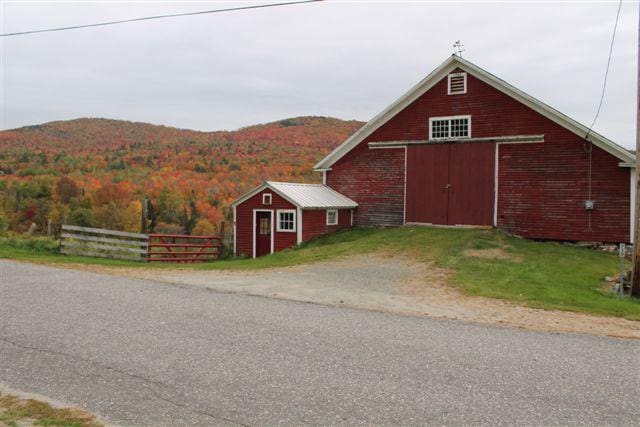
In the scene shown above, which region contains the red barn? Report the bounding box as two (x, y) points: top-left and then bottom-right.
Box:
(232, 182), (357, 257)
(315, 55), (637, 244)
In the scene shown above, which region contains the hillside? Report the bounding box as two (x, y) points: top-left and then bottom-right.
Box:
(0, 116), (364, 234)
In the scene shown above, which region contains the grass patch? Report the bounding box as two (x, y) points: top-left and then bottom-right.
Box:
(0, 393), (102, 427)
(2, 227), (639, 320)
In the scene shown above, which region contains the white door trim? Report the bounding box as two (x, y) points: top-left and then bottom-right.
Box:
(493, 143), (499, 227)
(252, 209), (274, 258)
(233, 205), (237, 256)
(403, 146), (408, 224)
(631, 169), (637, 243)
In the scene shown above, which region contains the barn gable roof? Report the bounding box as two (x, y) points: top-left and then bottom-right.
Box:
(314, 55), (635, 170)
(232, 181), (358, 209)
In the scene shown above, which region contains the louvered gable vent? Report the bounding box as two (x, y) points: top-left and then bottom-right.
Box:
(447, 72), (467, 95)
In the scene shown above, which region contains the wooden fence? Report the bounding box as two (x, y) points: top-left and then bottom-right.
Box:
(61, 225), (224, 263)
(60, 225), (148, 261)
(147, 233), (221, 263)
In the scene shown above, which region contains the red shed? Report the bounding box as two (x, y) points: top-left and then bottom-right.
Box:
(315, 55), (637, 243)
(232, 181), (357, 257)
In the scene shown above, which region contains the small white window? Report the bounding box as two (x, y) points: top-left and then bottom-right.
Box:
(277, 209), (296, 232)
(262, 193), (272, 205)
(326, 209), (338, 225)
(447, 72), (467, 95)
(429, 116), (471, 140)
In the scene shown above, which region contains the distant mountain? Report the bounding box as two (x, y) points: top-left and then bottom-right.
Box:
(0, 116), (364, 232)
(1, 115), (363, 154)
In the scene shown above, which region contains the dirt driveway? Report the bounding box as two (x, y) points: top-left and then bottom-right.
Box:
(61, 255), (640, 338)
(67, 254), (640, 339)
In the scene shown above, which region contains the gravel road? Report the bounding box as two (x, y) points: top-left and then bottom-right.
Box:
(1, 260), (639, 426)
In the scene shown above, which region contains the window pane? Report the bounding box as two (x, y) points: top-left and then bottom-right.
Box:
(450, 118), (469, 138)
(328, 210), (337, 224)
(431, 119), (449, 139)
(279, 211), (295, 231)
(260, 218), (270, 235)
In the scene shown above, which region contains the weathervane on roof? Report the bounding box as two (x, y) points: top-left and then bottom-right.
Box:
(453, 40), (465, 58)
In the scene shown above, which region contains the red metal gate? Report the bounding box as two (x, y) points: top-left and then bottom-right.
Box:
(147, 233), (221, 263)
(406, 142), (495, 226)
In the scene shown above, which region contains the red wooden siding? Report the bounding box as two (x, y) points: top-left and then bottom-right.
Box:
(302, 209), (352, 241)
(235, 189), (297, 257)
(326, 69), (631, 242)
(326, 143), (404, 226)
(498, 140), (630, 243)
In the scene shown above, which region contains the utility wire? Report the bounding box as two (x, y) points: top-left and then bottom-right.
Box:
(584, 0), (623, 141)
(584, 0), (622, 233)
(0, 0), (322, 37)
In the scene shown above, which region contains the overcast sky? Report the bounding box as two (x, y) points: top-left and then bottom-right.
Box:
(1, 1), (638, 148)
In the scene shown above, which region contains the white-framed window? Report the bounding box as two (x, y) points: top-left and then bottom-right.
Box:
(326, 209), (338, 225)
(262, 193), (272, 205)
(447, 72), (467, 95)
(429, 115), (471, 140)
(277, 209), (296, 232)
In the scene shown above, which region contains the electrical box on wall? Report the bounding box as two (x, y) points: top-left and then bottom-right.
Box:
(584, 200), (595, 210)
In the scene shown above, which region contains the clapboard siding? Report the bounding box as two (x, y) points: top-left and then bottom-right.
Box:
(325, 69), (631, 242)
(302, 209), (352, 242)
(234, 188), (298, 258)
(326, 143), (404, 226)
(235, 189), (356, 257)
(498, 140), (630, 243)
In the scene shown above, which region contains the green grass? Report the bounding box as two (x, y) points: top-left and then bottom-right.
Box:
(2, 227), (639, 320)
(0, 393), (102, 427)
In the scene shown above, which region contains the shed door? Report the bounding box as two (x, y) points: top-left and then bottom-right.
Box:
(405, 142), (495, 226)
(255, 211), (272, 257)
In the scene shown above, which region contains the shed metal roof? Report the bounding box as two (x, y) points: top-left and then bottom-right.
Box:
(232, 181), (358, 209)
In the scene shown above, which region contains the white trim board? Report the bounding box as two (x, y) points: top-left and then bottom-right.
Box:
(296, 207), (303, 245)
(494, 144), (499, 227)
(428, 115), (471, 140)
(403, 146), (407, 224)
(233, 205), (237, 256)
(276, 209), (297, 233)
(234, 183), (299, 208)
(232, 181), (358, 209)
(631, 169), (637, 243)
(314, 55), (635, 170)
(447, 72), (467, 95)
(369, 134), (545, 149)
(326, 209), (338, 225)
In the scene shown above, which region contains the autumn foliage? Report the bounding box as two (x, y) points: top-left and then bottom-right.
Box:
(0, 116), (363, 235)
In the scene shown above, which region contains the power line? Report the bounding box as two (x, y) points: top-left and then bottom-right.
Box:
(0, 0), (323, 37)
(585, 0), (623, 141)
